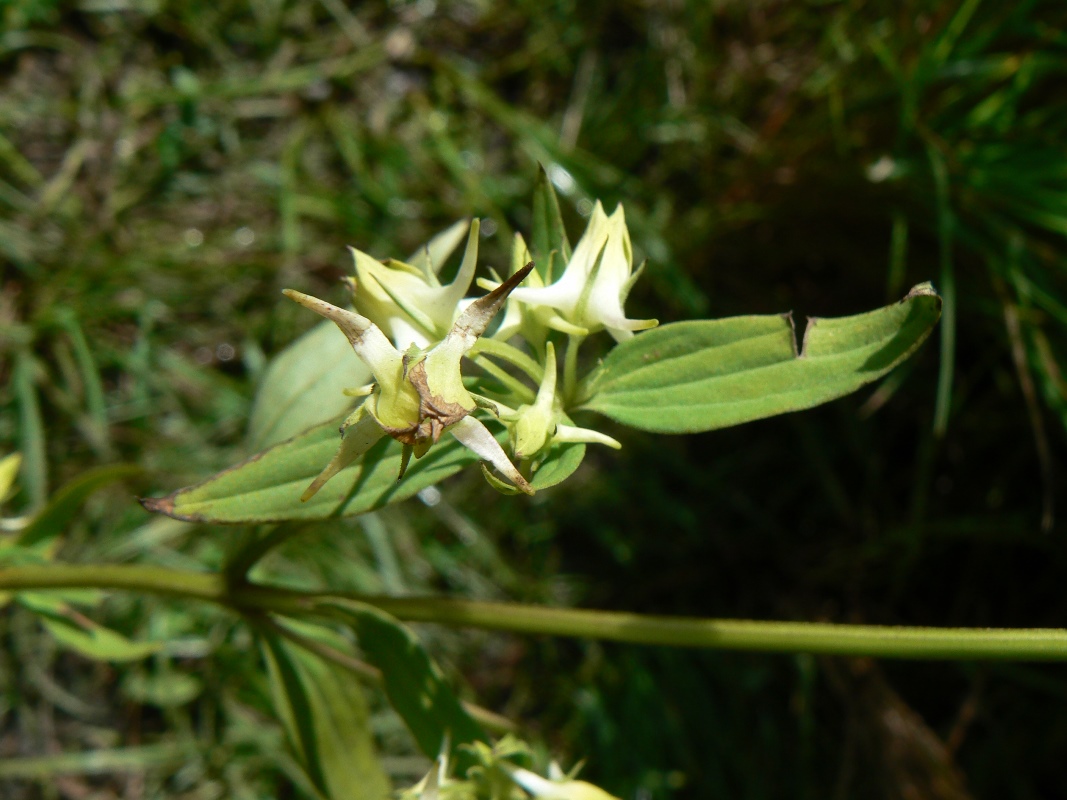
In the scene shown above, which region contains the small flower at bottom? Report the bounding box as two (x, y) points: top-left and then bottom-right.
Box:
(283, 262), (537, 500)
(498, 342), (622, 462)
(506, 765), (621, 800)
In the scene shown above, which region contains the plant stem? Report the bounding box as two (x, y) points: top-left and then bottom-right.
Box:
(562, 333), (585, 405)
(470, 338), (544, 384)
(5, 564), (1067, 661)
(470, 355), (536, 404)
(0, 564), (232, 604)
(365, 596), (1067, 661)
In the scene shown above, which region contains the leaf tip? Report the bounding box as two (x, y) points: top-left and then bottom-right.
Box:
(138, 494), (175, 516)
(904, 281), (939, 300)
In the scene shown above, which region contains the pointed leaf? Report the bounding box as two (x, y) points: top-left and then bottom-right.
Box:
(39, 619), (161, 662)
(582, 283), (941, 433)
(143, 416), (482, 524)
(260, 628), (390, 800)
(18, 463), (143, 547)
(18, 593), (160, 662)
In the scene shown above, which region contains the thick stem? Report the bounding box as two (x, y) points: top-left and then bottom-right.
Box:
(363, 596), (1067, 661)
(0, 564), (231, 604)
(4, 564), (1067, 661)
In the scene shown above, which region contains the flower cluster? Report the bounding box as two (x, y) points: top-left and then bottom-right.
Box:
(285, 194), (655, 501)
(401, 736), (620, 800)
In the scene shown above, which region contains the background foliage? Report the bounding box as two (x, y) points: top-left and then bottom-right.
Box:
(1, 0), (1066, 797)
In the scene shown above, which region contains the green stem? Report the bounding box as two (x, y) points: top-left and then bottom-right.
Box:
(0, 564), (233, 604)
(253, 611), (383, 682)
(365, 596), (1067, 661)
(4, 564), (1067, 661)
(469, 338), (544, 384)
(562, 333), (585, 405)
(471, 356), (536, 404)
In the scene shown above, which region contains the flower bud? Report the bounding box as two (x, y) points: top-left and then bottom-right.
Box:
(283, 261), (537, 499)
(506, 341), (559, 460)
(347, 219), (481, 348)
(496, 341), (622, 461)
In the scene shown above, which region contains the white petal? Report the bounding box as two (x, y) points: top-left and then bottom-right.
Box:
(554, 424), (622, 449)
(509, 768), (558, 796)
(449, 416), (533, 495)
(282, 289), (405, 387)
(566, 200), (612, 283)
(407, 218), (470, 276)
(350, 246), (459, 339)
(441, 217), (480, 310)
(508, 767), (621, 800)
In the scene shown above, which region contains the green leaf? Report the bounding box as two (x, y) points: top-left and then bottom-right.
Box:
(143, 416), (484, 524)
(51, 308), (112, 456)
(319, 600), (486, 771)
(122, 669), (203, 708)
(18, 463), (143, 547)
(530, 164), (571, 276)
(18, 593), (160, 662)
(582, 283), (942, 433)
(260, 627), (390, 800)
(14, 350), (47, 510)
(17, 588), (103, 611)
(248, 320), (371, 449)
(0, 452), (21, 502)
(530, 441), (585, 491)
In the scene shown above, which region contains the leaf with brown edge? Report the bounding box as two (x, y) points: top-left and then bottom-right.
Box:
(140, 415), (482, 524)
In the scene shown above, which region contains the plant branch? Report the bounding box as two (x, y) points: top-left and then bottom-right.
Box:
(363, 596), (1067, 661)
(5, 564), (1067, 661)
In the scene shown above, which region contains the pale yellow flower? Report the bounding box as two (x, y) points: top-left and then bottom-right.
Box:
(283, 262), (535, 500)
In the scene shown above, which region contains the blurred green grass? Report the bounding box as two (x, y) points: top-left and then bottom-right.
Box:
(2, 0), (1067, 797)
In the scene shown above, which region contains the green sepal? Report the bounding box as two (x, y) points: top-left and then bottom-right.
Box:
(530, 164), (572, 275)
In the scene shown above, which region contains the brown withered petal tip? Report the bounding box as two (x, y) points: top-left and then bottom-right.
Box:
(138, 495), (175, 515)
